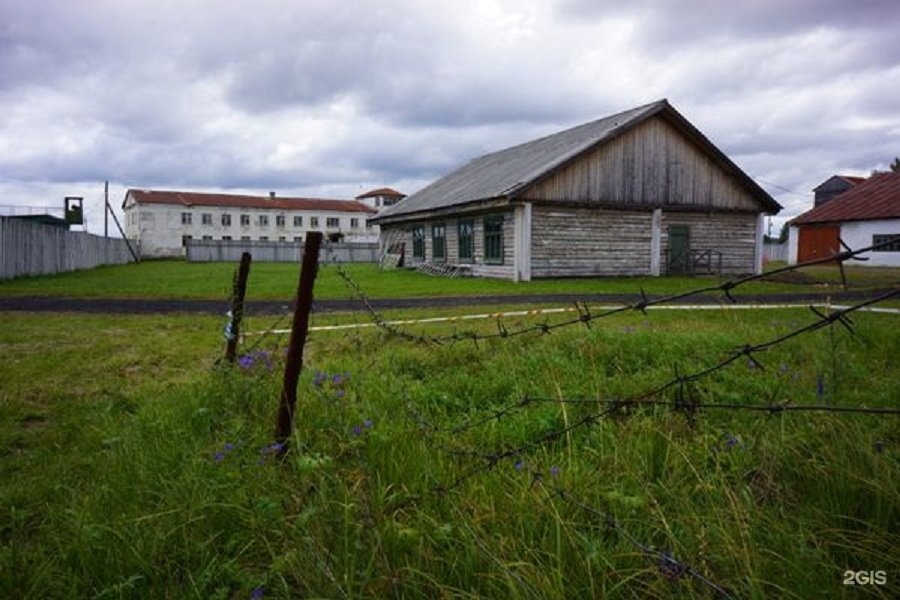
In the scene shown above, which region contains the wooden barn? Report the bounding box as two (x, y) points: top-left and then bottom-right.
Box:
(370, 99), (781, 281)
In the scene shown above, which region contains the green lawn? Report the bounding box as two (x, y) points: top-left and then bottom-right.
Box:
(3, 259), (891, 301)
(2, 306), (899, 598)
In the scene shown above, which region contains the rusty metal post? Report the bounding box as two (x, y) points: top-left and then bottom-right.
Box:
(275, 232), (322, 450)
(224, 252), (252, 363)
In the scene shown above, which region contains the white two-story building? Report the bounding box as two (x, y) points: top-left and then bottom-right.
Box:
(123, 189), (388, 257)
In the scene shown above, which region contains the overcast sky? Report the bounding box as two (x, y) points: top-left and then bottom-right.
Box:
(1, 0), (898, 233)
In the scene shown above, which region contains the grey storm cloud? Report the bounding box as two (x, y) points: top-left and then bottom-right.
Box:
(0, 0), (898, 227)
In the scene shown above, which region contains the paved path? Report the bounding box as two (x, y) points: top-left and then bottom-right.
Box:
(0, 289), (894, 316)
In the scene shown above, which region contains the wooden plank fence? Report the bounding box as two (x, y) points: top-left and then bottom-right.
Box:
(0, 217), (135, 280)
(186, 239), (378, 263)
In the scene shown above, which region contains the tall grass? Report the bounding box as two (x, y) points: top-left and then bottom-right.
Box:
(0, 260), (842, 300)
(1, 309), (898, 598)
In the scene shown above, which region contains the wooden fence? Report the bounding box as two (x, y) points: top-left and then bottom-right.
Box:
(185, 239), (378, 263)
(0, 217), (135, 280)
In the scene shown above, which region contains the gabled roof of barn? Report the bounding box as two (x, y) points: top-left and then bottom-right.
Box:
(790, 172), (900, 225)
(372, 99), (779, 223)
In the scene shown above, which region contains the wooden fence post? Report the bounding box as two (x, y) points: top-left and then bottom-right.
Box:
(224, 251), (252, 363)
(275, 232), (322, 452)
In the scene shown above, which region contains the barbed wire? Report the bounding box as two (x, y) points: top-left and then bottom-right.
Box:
(333, 238), (898, 346)
(441, 288), (899, 436)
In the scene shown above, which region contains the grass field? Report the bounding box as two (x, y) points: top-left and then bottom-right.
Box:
(2, 303), (899, 599)
(4, 259), (897, 301)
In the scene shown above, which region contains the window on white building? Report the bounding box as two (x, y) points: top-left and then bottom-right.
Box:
(221, 214), (231, 226)
(278, 236), (286, 241)
(350, 218), (359, 228)
(293, 236), (303, 242)
(241, 235), (250, 240)
(310, 217), (319, 228)
(202, 235), (212, 240)
(276, 215), (285, 227)
(258, 215), (269, 226)
(182, 234), (192, 246)
(293, 216), (303, 227)
(326, 217), (340, 228)
(181, 212), (192, 225)
(201, 213), (212, 225)
(222, 236), (232, 241)
(872, 234), (900, 251)
(240, 214), (250, 226)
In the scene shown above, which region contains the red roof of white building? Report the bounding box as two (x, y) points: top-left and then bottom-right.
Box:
(355, 187), (406, 199)
(125, 189), (375, 213)
(790, 173), (900, 225)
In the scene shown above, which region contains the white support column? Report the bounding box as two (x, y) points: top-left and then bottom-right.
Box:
(513, 203), (532, 282)
(650, 208), (662, 276)
(754, 213), (766, 274)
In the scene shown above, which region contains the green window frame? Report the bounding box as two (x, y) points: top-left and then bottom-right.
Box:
(432, 223), (446, 262)
(412, 226), (425, 259)
(458, 219), (474, 263)
(483, 216), (504, 264)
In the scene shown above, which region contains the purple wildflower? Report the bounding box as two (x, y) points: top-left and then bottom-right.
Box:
(514, 461), (523, 471)
(238, 355), (254, 369)
(352, 425), (363, 436)
(261, 442), (284, 455)
(250, 586), (265, 599)
(816, 374), (825, 402)
(313, 371), (326, 387)
(550, 466), (560, 477)
(335, 389), (346, 399)
(363, 419), (373, 429)
(332, 373), (343, 385)
(223, 442), (235, 452)
(724, 433), (740, 449)
(214, 451), (226, 463)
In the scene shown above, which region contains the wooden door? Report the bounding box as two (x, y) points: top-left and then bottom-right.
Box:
(667, 225), (690, 274)
(797, 225), (839, 263)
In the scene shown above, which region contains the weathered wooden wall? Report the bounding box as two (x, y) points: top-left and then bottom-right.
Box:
(186, 239), (378, 263)
(661, 212), (757, 273)
(0, 217), (135, 280)
(380, 211), (515, 278)
(523, 116), (760, 212)
(530, 206), (653, 277)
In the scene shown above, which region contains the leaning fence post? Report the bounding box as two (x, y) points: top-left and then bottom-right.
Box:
(275, 231), (322, 452)
(224, 252), (252, 363)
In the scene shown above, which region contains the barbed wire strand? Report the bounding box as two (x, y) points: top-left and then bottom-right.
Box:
(334, 238), (897, 346)
(442, 288), (900, 435)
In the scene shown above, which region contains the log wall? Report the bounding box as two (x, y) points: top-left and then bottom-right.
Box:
(530, 206), (653, 277)
(662, 212), (758, 274)
(380, 210), (515, 278)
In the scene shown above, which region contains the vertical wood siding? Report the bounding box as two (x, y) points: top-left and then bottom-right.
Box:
(0, 218), (135, 280)
(523, 116), (760, 212)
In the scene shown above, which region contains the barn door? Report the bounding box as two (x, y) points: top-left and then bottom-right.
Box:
(797, 225), (840, 263)
(668, 225), (690, 274)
